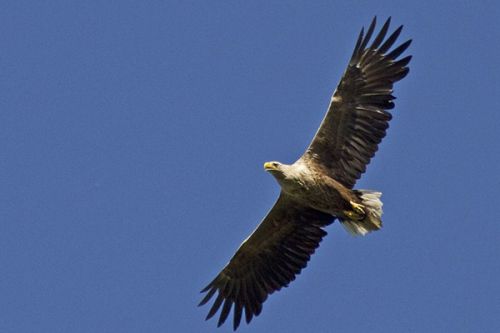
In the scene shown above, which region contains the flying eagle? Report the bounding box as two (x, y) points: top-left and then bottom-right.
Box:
(199, 17), (411, 330)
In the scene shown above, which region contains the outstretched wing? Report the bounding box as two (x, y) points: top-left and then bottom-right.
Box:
(199, 193), (333, 330)
(300, 17), (412, 188)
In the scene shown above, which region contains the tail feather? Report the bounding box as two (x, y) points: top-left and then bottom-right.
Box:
(340, 190), (383, 236)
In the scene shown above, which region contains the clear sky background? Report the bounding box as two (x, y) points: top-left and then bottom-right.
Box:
(2, 1), (500, 332)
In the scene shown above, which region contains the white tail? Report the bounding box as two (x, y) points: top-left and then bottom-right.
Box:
(340, 190), (383, 236)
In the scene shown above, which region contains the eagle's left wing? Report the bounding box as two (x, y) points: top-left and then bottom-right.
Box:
(300, 17), (412, 188)
(199, 192), (333, 330)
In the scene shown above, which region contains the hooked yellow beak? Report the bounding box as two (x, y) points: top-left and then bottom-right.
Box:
(264, 162), (277, 171)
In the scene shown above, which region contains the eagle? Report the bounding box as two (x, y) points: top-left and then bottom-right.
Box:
(199, 17), (412, 330)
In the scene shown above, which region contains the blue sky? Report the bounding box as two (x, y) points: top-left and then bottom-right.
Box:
(2, 1), (500, 332)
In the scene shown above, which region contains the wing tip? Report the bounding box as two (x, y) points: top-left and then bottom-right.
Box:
(353, 16), (411, 63)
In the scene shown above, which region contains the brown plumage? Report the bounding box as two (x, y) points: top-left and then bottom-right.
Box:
(200, 17), (412, 330)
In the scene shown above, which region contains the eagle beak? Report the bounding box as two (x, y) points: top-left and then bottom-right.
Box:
(264, 162), (275, 171)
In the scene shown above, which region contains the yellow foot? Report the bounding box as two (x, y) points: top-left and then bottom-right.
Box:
(350, 201), (365, 216)
(343, 201), (365, 221)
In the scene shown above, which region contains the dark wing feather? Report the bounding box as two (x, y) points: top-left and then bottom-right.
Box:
(199, 193), (333, 330)
(300, 17), (412, 188)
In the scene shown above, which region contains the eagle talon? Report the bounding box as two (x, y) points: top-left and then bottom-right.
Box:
(350, 201), (365, 215)
(344, 201), (365, 220)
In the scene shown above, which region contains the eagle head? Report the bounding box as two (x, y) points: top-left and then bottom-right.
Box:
(264, 161), (289, 183)
(263, 161), (282, 172)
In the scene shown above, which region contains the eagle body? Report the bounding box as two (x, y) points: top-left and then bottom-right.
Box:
(265, 161), (358, 218)
(199, 17), (412, 330)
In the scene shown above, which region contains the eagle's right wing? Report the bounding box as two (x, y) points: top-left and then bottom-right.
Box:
(199, 192), (333, 330)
